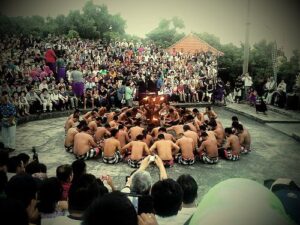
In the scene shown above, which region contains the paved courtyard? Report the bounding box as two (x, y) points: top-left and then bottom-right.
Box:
(12, 107), (300, 201)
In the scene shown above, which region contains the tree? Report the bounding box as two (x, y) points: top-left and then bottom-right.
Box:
(146, 18), (185, 48)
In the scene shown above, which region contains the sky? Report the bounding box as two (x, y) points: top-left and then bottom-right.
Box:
(1, 0), (300, 58)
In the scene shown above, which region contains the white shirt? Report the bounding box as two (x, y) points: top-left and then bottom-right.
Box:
(242, 76), (253, 87)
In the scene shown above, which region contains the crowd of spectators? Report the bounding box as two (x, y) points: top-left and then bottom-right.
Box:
(0, 35), (225, 118)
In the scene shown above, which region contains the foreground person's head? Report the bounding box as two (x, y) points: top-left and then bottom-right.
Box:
(83, 191), (137, 225)
(151, 178), (183, 217)
(177, 174), (198, 206)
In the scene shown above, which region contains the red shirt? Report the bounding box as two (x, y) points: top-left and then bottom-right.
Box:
(45, 49), (57, 63)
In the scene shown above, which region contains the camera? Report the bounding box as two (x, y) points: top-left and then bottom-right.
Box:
(149, 155), (156, 162)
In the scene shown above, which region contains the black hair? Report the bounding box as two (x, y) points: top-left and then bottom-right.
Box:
(5, 174), (37, 208)
(7, 156), (23, 173)
(104, 123), (111, 129)
(232, 116), (239, 122)
(208, 119), (217, 128)
(151, 179), (183, 217)
(118, 124), (124, 130)
(56, 164), (73, 183)
(169, 108), (174, 113)
(77, 120), (88, 129)
(71, 159), (86, 183)
(237, 124), (244, 131)
(17, 153), (30, 166)
(25, 161), (47, 175)
(201, 132), (208, 137)
(83, 191), (137, 225)
(110, 128), (119, 137)
(68, 174), (108, 212)
(176, 174), (198, 204)
(225, 127), (233, 135)
(206, 106), (211, 110)
(200, 125), (207, 131)
(158, 127), (166, 132)
(38, 177), (62, 213)
(183, 124), (190, 131)
(136, 134), (144, 140)
(192, 108), (199, 113)
(158, 133), (165, 140)
(113, 115), (119, 120)
(231, 121), (239, 129)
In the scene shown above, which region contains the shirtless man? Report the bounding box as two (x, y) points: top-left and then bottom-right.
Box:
(116, 124), (130, 148)
(175, 133), (195, 165)
(167, 124), (184, 137)
(94, 123), (111, 143)
(184, 114), (199, 133)
(83, 109), (99, 123)
(128, 121), (144, 141)
(157, 127), (176, 142)
(143, 129), (153, 147)
(64, 120), (87, 153)
(192, 108), (205, 125)
(236, 124), (251, 154)
(109, 115), (119, 129)
(151, 126), (160, 138)
(121, 134), (150, 168)
(204, 106), (218, 120)
(200, 125), (217, 143)
(65, 115), (79, 133)
(221, 127), (241, 161)
(164, 108), (180, 126)
(73, 126), (100, 160)
(88, 117), (102, 135)
(183, 125), (199, 149)
(198, 132), (219, 164)
(208, 119), (225, 147)
(150, 134), (180, 167)
(102, 129), (122, 164)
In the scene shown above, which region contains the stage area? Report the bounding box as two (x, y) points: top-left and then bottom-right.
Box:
(13, 107), (300, 200)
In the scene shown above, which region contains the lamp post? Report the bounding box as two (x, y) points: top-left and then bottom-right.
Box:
(243, 0), (251, 75)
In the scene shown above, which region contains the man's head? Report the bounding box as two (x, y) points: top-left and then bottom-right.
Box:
(83, 191), (137, 225)
(157, 133), (165, 140)
(237, 124), (244, 132)
(110, 128), (119, 137)
(151, 179), (183, 217)
(176, 174), (198, 205)
(72, 159), (86, 181)
(183, 124), (190, 132)
(56, 164), (73, 183)
(136, 134), (144, 141)
(68, 174), (107, 213)
(17, 153), (30, 168)
(7, 156), (25, 174)
(158, 127), (167, 133)
(200, 131), (208, 140)
(225, 127), (233, 137)
(231, 116), (239, 122)
(131, 170), (152, 195)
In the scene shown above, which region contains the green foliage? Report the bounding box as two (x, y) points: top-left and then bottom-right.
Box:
(0, 0), (126, 39)
(67, 30), (79, 39)
(146, 18), (185, 48)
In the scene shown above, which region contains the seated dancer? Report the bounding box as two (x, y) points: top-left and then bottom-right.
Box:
(167, 124), (184, 137)
(65, 115), (79, 134)
(236, 124), (251, 154)
(208, 119), (225, 147)
(142, 129), (153, 147)
(183, 125), (199, 149)
(198, 132), (219, 164)
(184, 114), (199, 133)
(128, 120), (144, 140)
(220, 127), (241, 161)
(175, 133), (195, 165)
(73, 126), (101, 160)
(88, 116), (102, 135)
(109, 115), (119, 129)
(82, 108), (99, 123)
(94, 123), (111, 145)
(121, 134), (151, 168)
(192, 108), (205, 126)
(157, 127), (176, 142)
(102, 129), (122, 164)
(116, 124), (130, 148)
(204, 106), (218, 120)
(150, 133), (180, 167)
(164, 108), (180, 126)
(64, 120), (87, 153)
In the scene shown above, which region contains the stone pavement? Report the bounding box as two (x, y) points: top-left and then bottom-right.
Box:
(225, 103), (300, 141)
(4, 107), (300, 203)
